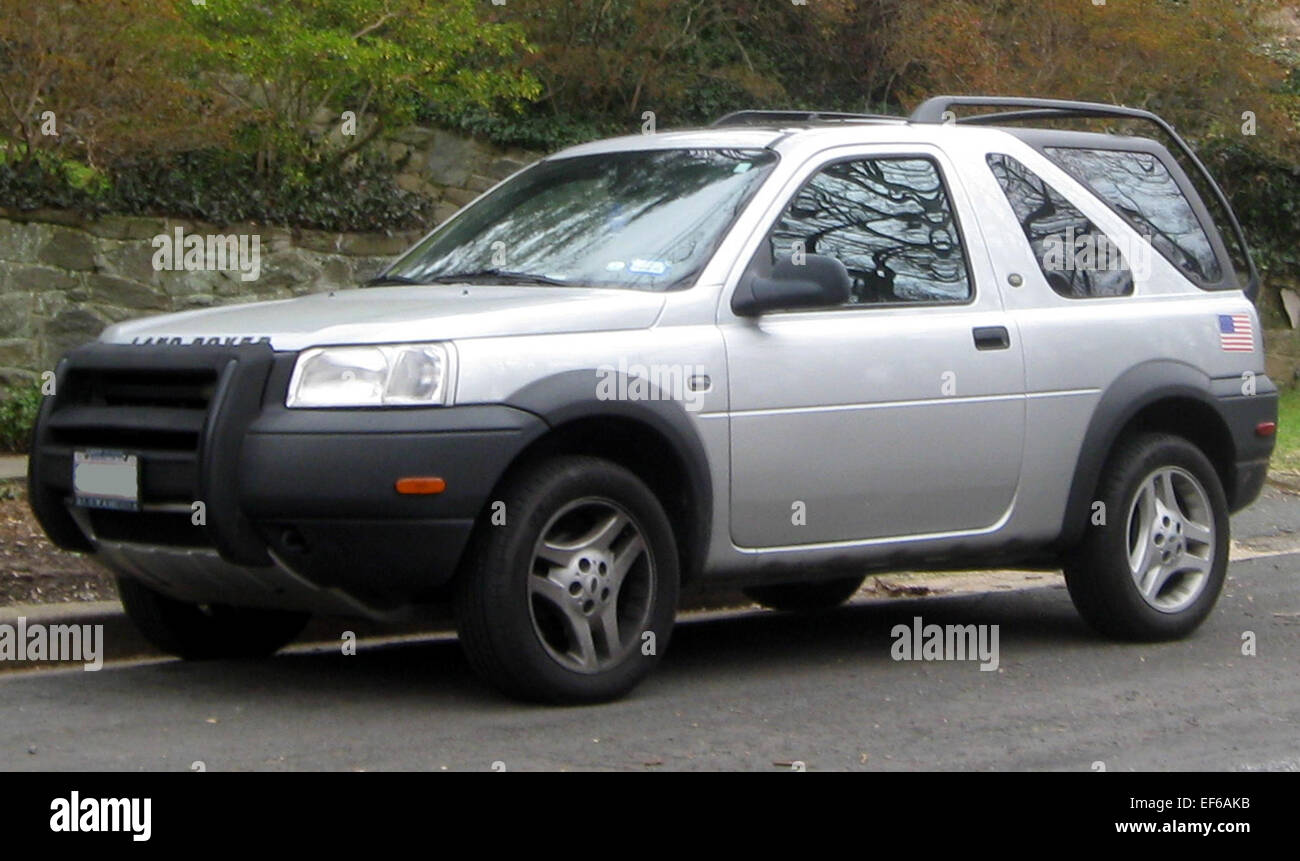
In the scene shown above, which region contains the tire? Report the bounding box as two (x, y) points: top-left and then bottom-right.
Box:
(1064, 432), (1229, 641)
(116, 576), (309, 660)
(454, 456), (680, 703)
(744, 575), (865, 612)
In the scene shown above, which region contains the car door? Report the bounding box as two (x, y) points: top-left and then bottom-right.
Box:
(721, 144), (1026, 548)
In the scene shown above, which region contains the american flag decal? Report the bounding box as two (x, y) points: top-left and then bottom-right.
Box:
(1218, 313), (1254, 352)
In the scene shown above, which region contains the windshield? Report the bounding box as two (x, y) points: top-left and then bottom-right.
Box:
(379, 148), (778, 291)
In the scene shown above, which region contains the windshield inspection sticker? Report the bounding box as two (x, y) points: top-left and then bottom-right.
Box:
(605, 260), (626, 271)
(629, 259), (668, 276)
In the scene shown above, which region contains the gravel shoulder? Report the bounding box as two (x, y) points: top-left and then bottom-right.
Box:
(0, 482), (115, 606)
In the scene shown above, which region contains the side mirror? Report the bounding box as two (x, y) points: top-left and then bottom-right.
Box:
(731, 254), (851, 316)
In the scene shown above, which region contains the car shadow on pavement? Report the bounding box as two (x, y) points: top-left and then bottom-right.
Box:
(103, 583), (1096, 706)
(662, 585), (1092, 680)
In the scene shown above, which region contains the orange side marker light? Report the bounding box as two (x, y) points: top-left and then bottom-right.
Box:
(395, 477), (447, 495)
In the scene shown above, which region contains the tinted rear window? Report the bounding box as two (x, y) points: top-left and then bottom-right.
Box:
(1043, 147), (1223, 284)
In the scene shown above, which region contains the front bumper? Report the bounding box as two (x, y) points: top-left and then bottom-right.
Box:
(28, 343), (546, 614)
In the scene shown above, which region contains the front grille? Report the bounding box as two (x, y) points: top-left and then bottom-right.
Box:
(50, 368), (218, 452)
(30, 342), (278, 559)
(44, 367), (221, 513)
(98, 369), (216, 409)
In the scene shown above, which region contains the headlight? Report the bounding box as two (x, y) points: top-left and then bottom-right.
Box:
(286, 343), (452, 407)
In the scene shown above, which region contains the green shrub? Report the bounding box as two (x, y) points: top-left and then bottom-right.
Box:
(179, 0), (539, 179)
(1201, 137), (1300, 287)
(108, 148), (436, 232)
(0, 147), (435, 233)
(0, 155), (106, 212)
(0, 385), (42, 454)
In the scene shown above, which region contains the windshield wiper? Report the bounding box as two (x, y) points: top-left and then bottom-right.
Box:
(423, 269), (572, 286)
(365, 274), (428, 286)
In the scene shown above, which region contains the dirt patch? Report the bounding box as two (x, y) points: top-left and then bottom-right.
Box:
(865, 569), (1064, 598)
(0, 481), (115, 606)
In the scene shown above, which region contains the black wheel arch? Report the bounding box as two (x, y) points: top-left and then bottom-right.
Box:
(1056, 359), (1268, 551)
(494, 369), (714, 584)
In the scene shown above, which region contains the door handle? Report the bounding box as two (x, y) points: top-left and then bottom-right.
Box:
(973, 325), (1011, 351)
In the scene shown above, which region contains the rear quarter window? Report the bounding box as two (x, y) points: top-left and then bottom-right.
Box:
(1043, 147), (1223, 285)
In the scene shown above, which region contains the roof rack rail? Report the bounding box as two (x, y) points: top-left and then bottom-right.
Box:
(711, 110), (899, 127)
(911, 96), (1259, 301)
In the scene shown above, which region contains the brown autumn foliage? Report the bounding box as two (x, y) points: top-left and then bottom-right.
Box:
(0, 0), (232, 168)
(495, 0), (908, 122)
(887, 0), (1297, 148)
(487, 0), (1296, 160)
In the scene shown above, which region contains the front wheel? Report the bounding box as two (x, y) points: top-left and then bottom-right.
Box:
(454, 456), (680, 703)
(1064, 433), (1229, 641)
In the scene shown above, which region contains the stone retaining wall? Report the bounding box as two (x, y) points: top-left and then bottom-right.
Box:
(0, 126), (542, 386)
(0, 208), (426, 384)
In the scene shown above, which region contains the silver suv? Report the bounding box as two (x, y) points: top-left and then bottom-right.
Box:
(28, 97), (1278, 702)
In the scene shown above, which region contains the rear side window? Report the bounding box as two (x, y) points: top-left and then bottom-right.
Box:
(986, 154), (1134, 299)
(1043, 147), (1223, 284)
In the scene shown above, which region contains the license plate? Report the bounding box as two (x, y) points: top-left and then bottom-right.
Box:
(73, 450), (140, 511)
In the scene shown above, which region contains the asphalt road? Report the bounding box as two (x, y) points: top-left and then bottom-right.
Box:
(1, 490), (1297, 772)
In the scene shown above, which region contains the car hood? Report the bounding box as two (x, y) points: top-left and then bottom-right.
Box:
(100, 284), (667, 351)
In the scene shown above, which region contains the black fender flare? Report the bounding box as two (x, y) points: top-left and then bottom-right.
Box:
(1056, 359), (1235, 549)
(502, 369), (714, 581)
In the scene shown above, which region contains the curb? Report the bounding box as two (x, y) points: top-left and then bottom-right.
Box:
(0, 455), (26, 482)
(1267, 471), (1300, 494)
(0, 600), (460, 672)
(0, 601), (156, 669)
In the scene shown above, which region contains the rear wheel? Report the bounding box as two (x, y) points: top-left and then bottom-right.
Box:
(116, 576), (309, 660)
(1064, 433), (1229, 641)
(454, 456), (679, 703)
(743, 576), (865, 612)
